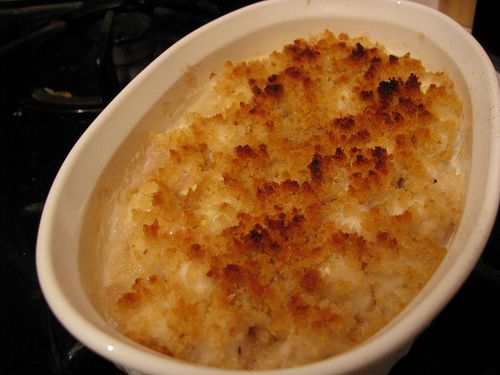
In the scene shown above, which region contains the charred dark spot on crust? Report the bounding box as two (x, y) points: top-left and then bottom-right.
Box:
(377, 78), (399, 106)
(247, 326), (257, 338)
(264, 83), (284, 98)
(364, 56), (382, 79)
(378, 78), (399, 97)
(404, 73), (421, 91)
(372, 146), (387, 158)
(308, 154), (323, 181)
(235, 144), (257, 158)
(352, 129), (370, 142)
(389, 54), (399, 63)
(356, 154), (366, 163)
(364, 63), (377, 79)
(396, 98), (431, 118)
(399, 97), (418, 114)
(284, 66), (302, 78)
(334, 147), (345, 160)
(299, 47), (320, 60)
(251, 85), (262, 95)
(417, 103), (431, 117)
(257, 179), (301, 198)
(249, 229), (264, 243)
(265, 217), (285, 231)
(286, 43), (320, 62)
(244, 224), (270, 249)
(257, 182), (277, 197)
(372, 146), (388, 172)
(206, 268), (216, 278)
(351, 43), (365, 58)
(282, 179), (300, 192)
(392, 111), (404, 123)
(396, 177), (405, 188)
(332, 116), (355, 130)
(267, 74), (278, 83)
(331, 231), (367, 253)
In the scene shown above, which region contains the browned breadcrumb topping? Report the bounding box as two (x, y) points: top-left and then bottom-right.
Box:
(103, 30), (463, 370)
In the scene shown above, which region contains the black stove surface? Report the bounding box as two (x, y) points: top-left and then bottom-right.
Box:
(1, 1), (499, 374)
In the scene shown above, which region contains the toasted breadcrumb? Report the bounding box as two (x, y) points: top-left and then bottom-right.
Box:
(101, 30), (464, 369)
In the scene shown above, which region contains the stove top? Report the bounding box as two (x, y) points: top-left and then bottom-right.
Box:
(1, 1), (498, 374)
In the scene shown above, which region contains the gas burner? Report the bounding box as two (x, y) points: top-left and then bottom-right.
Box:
(1, 1), (262, 118)
(87, 11), (155, 67)
(34, 35), (100, 96)
(10, 2), (226, 117)
(111, 12), (153, 44)
(20, 8), (119, 114)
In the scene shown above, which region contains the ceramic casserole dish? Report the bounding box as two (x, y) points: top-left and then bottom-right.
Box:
(37, 0), (500, 374)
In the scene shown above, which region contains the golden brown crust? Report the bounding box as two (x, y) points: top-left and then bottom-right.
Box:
(104, 30), (464, 370)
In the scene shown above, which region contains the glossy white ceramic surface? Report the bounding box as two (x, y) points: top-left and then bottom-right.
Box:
(37, 0), (500, 374)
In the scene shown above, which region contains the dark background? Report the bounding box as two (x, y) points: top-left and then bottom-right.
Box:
(0, 0), (498, 373)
